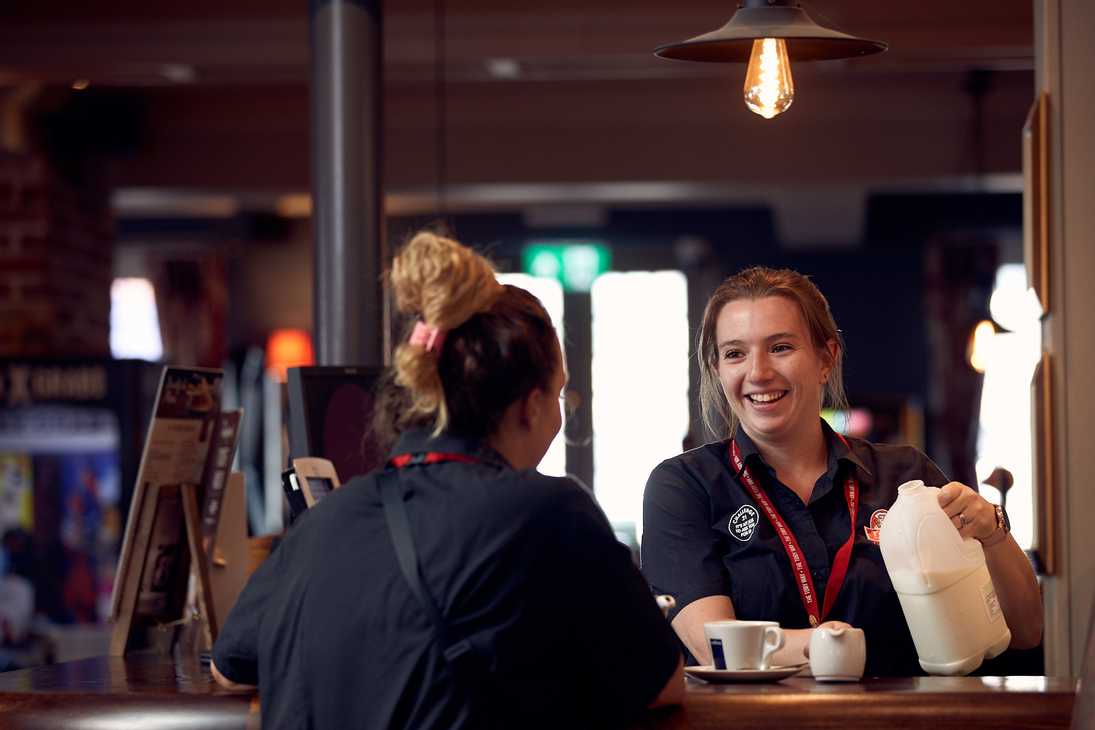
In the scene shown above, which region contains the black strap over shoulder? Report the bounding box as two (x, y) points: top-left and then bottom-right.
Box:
(377, 469), (476, 667)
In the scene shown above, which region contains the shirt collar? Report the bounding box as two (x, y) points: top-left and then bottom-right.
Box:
(730, 426), (763, 478)
(388, 428), (512, 470)
(731, 419), (873, 480)
(825, 420), (873, 478)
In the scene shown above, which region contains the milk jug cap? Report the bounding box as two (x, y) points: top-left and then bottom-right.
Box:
(897, 479), (926, 495)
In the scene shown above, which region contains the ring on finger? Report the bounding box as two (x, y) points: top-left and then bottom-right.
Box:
(958, 513), (969, 528)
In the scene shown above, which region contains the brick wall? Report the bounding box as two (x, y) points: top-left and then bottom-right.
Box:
(0, 154), (112, 357)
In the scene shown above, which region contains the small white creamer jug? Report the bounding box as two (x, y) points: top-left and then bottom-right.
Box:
(878, 480), (1011, 675)
(809, 626), (866, 682)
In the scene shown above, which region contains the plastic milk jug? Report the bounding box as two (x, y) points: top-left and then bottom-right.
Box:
(878, 480), (1011, 675)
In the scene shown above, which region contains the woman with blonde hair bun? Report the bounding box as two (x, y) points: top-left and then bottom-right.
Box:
(213, 231), (683, 729)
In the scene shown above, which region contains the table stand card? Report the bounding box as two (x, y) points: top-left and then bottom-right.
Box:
(206, 472), (250, 636)
(110, 481), (197, 656)
(183, 471), (250, 655)
(109, 367), (247, 657)
(198, 410), (243, 558)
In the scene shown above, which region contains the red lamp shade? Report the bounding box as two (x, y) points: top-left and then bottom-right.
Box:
(266, 328), (315, 382)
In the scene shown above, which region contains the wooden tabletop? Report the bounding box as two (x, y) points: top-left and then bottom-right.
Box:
(0, 654), (1077, 730)
(0, 653), (257, 730)
(652, 675), (1078, 730)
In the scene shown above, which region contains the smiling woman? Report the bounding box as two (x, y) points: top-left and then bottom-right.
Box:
(714, 296), (837, 466)
(698, 267), (848, 444)
(640, 266), (1044, 678)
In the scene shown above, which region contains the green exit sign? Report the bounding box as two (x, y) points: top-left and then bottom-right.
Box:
(522, 242), (612, 292)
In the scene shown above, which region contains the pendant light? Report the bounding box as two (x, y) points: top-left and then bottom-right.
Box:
(655, 0), (886, 119)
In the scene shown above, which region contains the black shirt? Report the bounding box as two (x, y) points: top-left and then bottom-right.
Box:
(641, 421), (949, 677)
(214, 429), (681, 730)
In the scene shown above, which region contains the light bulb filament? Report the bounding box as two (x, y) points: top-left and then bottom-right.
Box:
(743, 38), (795, 119)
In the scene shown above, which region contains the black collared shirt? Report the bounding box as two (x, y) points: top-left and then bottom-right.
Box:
(641, 421), (948, 676)
(214, 429), (680, 730)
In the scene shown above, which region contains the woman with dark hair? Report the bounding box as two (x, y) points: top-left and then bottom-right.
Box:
(641, 266), (1042, 676)
(212, 231), (683, 729)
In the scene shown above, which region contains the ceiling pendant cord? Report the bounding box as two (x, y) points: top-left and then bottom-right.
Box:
(434, 0), (449, 227)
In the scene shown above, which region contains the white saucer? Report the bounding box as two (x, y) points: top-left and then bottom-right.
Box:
(684, 663), (808, 684)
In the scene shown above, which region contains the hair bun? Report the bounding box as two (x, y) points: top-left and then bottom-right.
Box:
(390, 231), (503, 330)
(388, 231), (507, 433)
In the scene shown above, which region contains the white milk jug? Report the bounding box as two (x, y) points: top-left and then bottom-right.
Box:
(878, 480), (1011, 675)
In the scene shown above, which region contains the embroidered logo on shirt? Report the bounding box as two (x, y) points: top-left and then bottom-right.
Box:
(729, 505), (760, 542)
(863, 508), (888, 543)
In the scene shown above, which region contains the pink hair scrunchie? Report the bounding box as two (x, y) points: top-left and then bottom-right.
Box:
(409, 320), (446, 354)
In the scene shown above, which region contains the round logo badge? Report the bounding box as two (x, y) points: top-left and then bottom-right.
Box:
(728, 504), (760, 542)
(863, 508), (888, 543)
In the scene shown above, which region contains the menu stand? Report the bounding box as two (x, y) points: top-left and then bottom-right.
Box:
(107, 367), (249, 660)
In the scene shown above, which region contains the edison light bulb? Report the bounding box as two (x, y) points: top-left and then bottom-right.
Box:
(743, 38), (794, 119)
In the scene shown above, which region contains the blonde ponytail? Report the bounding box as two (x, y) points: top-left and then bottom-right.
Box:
(389, 231), (503, 433)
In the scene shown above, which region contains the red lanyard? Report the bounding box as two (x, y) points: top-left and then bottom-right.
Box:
(728, 435), (858, 627)
(388, 452), (481, 469)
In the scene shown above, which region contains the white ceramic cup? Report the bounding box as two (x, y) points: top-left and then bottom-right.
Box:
(704, 620), (784, 670)
(808, 626), (866, 682)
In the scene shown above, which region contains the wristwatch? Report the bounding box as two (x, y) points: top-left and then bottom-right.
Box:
(981, 504), (1011, 547)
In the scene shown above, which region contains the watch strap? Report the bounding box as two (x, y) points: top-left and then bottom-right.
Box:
(980, 504), (1010, 548)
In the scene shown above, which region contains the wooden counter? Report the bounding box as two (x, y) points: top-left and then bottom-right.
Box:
(0, 654), (257, 730)
(653, 675), (1077, 730)
(0, 655), (1077, 729)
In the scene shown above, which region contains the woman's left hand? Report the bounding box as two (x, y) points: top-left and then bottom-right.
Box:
(937, 482), (997, 542)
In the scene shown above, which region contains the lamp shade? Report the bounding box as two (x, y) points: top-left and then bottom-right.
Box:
(655, 0), (886, 63)
(266, 328), (315, 382)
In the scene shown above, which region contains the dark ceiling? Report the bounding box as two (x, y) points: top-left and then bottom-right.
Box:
(0, 1), (1035, 210)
